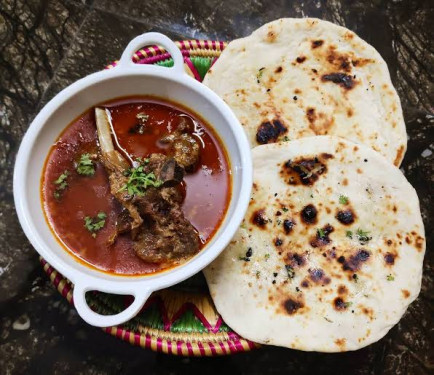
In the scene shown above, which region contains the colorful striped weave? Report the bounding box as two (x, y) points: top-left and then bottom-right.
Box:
(41, 39), (260, 356)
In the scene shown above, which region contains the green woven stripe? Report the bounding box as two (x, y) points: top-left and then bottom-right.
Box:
(190, 57), (212, 80)
(171, 309), (207, 333)
(156, 59), (174, 67)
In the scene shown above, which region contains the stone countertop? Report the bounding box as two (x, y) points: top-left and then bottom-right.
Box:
(0, 0), (432, 374)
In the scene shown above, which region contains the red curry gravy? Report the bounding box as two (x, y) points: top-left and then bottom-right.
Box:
(42, 96), (231, 275)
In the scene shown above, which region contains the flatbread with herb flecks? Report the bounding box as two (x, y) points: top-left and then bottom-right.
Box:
(204, 136), (425, 352)
(203, 18), (407, 166)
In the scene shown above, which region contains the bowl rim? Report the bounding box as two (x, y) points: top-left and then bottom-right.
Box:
(13, 32), (252, 327)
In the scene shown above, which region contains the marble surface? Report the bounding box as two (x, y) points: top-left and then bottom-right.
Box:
(0, 0), (432, 374)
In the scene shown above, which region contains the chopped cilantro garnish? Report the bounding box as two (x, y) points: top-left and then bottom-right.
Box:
(356, 229), (371, 243)
(387, 274), (395, 281)
(282, 136), (290, 142)
(120, 161), (163, 196)
(282, 207), (289, 212)
(54, 170), (69, 189)
(264, 253), (270, 261)
(285, 265), (295, 279)
(339, 195), (348, 204)
(344, 301), (353, 308)
(76, 153), (95, 176)
(255, 271), (261, 278)
(84, 212), (107, 237)
(346, 230), (353, 239)
(317, 228), (326, 239)
(53, 170), (69, 199)
(238, 256), (250, 262)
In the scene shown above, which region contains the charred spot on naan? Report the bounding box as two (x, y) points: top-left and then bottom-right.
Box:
(308, 268), (331, 285)
(311, 40), (324, 48)
(326, 47), (353, 72)
(336, 209), (356, 225)
(283, 219), (296, 234)
(321, 73), (356, 90)
(337, 249), (370, 272)
(286, 252), (306, 268)
(311, 224), (334, 247)
(256, 119), (287, 144)
(333, 297), (351, 311)
(384, 252), (396, 265)
(296, 56), (306, 63)
(251, 209), (268, 228)
(282, 297), (305, 315)
(306, 108), (316, 124)
(301, 204), (318, 224)
(274, 238), (283, 247)
(281, 154), (332, 186)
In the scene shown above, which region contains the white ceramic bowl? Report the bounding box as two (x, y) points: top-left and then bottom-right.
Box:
(13, 33), (252, 327)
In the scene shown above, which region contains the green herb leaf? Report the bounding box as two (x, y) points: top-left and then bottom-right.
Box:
(344, 301), (353, 308)
(317, 228), (326, 239)
(282, 136), (290, 142)
(84, 212), (107, 236)
(285, 265), (295, 279)
(53, 170), (69, 199)
(282, 207), (289, 212)
(76, 153), (95, 176)
(264, 253), (270, 261)
(119, 161), (163, 196)
(387, 274), (395, 281)
(238, 256), (250, 262)
(356, 229), (372, 243)
(339, 195), (348, 204)
(54, 170), (69, 188)
(346, 230), (353, 239)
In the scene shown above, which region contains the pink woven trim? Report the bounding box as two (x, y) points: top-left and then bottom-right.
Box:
(197, 341), (205, 356)
(218, 341), (227, 354)
(156, 337), (163, 352)
(176, 340), (183, 355)
(186, 341), (194, 356)
(208, 341), (217, 355)
(184, 57), (202, 81)
(227, 340), (237, 354)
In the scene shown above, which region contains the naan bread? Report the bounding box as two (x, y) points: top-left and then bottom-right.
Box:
(204, 18), (407, 166)
(204, 136), (425, 352)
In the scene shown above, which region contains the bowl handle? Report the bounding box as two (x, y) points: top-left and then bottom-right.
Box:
(73, 282), (152, 327)
(117, 32), (184, 74)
